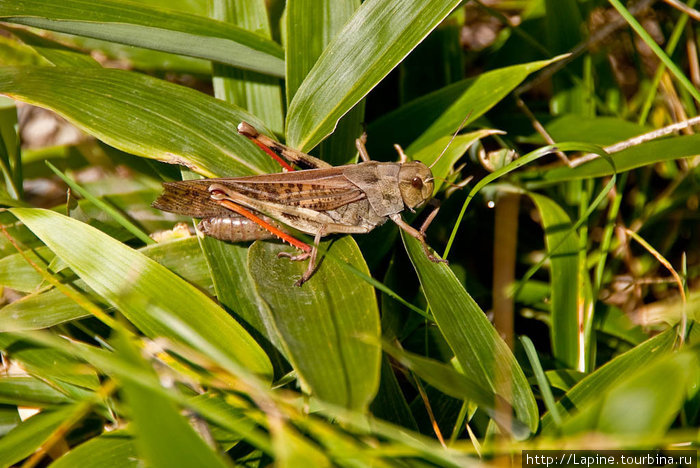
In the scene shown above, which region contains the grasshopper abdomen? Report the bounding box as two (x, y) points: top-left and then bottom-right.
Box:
(198, 216), (279, 243)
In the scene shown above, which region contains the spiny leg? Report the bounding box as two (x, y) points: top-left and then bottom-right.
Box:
(355, 131), (371, 162)
(279, 225), (327, 286)
(390, 213), (447, 264)
(237, 122), (331, 170)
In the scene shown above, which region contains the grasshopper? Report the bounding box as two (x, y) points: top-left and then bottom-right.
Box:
(153, 122), (447, 286)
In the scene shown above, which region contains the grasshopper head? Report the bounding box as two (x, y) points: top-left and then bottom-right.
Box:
(398, 161), (434, 209)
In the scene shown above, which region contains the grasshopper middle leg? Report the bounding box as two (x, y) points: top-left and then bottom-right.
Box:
(278, 225), (327, 287)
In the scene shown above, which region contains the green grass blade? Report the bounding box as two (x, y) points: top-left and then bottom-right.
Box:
(4, 26), (101, 68)
(528, 193), (580, 370)
(210, 0), (284, 135)
(287, 0), (364, 165)
(406, 57), (564, 154)
(609, 0), (700, 104)
(383, 340), (530, 438)
(0, 95), (19, 199)
(50, 432), (139, 468)
(560, 351), (697, 436)
(367, 58), (563, 154)
(401, 232), (538, 436)
(116, 334), (231, 468)
(248, 237), (381, 411)
(520, 335), (562, 427)
(286, 0), (464, 152)
(0, 376), (73, 407)
(533, 134), (700, 183)
(46, 161), (154, 245)
(0, 0), (285, 77)
(9, 208), (272, 378)
(541, 328), (677, 431)
(0, 404), (81, 468)
(0, 66), (280, 177)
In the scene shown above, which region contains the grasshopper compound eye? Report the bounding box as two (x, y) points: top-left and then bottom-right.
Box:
(411, 177), (424, 189)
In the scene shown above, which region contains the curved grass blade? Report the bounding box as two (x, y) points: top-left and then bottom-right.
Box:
(248, 237), (381, 410)
(0, 66), (280, 177)
(367, 58), (563, 154)
(0, 0), (285, 77)
(4, 26), (100, 68)
(533, 134), (700, 183)
(9, 208), (272, 378)
(286, 0), (464, 152)
(401, 232), (538, 436)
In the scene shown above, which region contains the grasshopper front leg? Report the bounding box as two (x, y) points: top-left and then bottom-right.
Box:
(390, 202), (447, 264)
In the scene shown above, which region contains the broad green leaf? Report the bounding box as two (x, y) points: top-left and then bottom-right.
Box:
(0, 0), (285, 77)
(248, 237), (381, 410)
(50, 432), (139, 468)
(0, 377), (72, 407)
(383, 341), (529, 438)
(560, 351), (697, 436)
(541, 328), (676, 431)
(116, 335), (231, 468)
(0, 405), (78, 468)
(10, 208), (272, 378)
(528, 193), (580, 369)
(534, 134), (700, 183)
(402, 232), (538, 435)
(286, 0), (364, 166)
(197, 238), (288, 373)
(0, 66), (280, 178)
(367, 59), (560, 154)
(286, 0), (464, 152)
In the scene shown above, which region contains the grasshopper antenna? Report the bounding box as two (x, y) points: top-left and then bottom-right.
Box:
(428, 111), (473, 170)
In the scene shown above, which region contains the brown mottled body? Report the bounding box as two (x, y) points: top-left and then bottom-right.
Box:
(153, 121), (445, 285)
